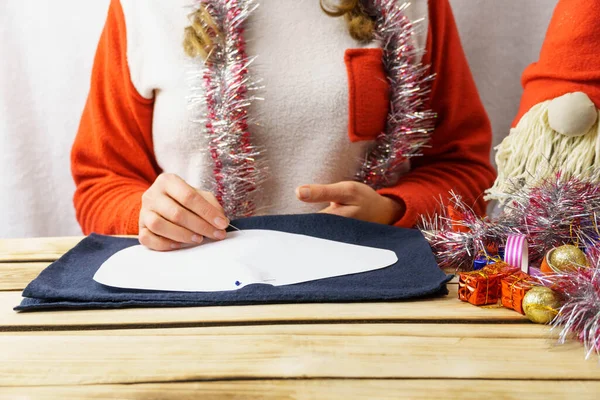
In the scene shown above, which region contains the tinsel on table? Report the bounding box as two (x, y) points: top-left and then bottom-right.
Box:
(500, 171), (600, 264)
(420, 192), (515, 271)
(421, 172), (600, 272)
(542, 245), (600, 359)
(422, 171), (600, 359)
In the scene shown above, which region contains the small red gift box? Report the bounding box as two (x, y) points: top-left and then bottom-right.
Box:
(501, 271), (536, 314)
(458, 270), (502, 306)
(481, 262), (519, 278)
(458, 262), (520, 306)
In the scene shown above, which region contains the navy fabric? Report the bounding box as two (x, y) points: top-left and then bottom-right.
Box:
(15, 214), (451, 311)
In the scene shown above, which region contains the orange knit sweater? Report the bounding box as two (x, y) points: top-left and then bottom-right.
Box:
(72, 0), (496, 235)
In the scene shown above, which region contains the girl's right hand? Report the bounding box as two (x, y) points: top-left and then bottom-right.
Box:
(138, 173), (230, 251)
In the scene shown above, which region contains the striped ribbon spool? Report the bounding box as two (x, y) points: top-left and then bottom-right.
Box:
(505, 234), (529, 273)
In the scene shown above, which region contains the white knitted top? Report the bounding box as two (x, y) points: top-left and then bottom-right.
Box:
(120, 0), (429, 214)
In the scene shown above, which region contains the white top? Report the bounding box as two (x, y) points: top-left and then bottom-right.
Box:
(120, 0), (429, 214)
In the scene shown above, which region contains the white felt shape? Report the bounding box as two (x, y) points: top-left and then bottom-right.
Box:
(93, 230), (398, 292)
(547, 92), (598, 137)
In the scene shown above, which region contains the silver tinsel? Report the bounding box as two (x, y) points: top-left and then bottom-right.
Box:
(187, 0), (435, 217)
(358, 0), (436, 189)
(189, 0), (266, 218)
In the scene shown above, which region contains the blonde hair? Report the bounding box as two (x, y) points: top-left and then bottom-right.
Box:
(183, 4), (221, 59)
(183, 0), (375, 58)
(320, 0), (375, 42)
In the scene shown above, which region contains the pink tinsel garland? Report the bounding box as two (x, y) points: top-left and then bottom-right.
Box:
(542, 246), (600, 359)
(199, 0), (264, 218)
(358, 0), (436, 189)
(190, 0), (435, 218)
(421, 172), (600, 359)
(421, 172), (600, 271)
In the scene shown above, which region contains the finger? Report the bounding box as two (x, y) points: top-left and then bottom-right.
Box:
(138, 227), (184, 252)
(142, 210), (206, 245)
(319, 204), (358, 218)
(197, 190), (225, 212)
(317, 202), (338, 212)
(158, 174), (229, 230)
(296, 182), (360, 205)
(151, 195), (226, 241)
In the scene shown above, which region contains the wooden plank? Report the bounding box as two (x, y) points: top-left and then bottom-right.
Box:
(0, 323), (558, 338)
(0, 236), (136, 263)
(0, 262), (47, 291)
(0, 329), (597, 385)
(0, 237), (84, 262)
(1, 286), (528, 330)
(2, 380), (600, 400)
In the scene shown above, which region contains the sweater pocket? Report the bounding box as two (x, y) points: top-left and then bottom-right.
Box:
(344, 48), (390, 142)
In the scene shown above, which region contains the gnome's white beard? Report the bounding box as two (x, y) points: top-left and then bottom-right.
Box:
(485, 100), (600, 202)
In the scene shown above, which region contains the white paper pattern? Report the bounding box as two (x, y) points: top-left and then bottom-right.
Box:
(93, 230), (398, 292)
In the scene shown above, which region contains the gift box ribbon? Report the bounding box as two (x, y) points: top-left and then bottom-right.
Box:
(505, 234), (529, 273)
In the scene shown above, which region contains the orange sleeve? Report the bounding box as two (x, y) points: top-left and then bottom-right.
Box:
(71, 0), (160, 235)
(378, 0), (496, 227)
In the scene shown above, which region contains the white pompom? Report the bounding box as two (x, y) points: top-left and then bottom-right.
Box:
(547, 92), (598, 137)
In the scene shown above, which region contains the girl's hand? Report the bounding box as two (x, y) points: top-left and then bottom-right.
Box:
(139, 173), (230, 251)
(296, 181), (405, 225)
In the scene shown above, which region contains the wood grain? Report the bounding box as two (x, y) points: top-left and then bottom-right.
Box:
(0, 236), (83, 262)
(0, 323), (556, 338)
(0, 262), (47, 291)
(1, 286), (528, 330)
(0, 328), (596, 386)
(2, 238), (595, 397)
(2, 380), (600, 400)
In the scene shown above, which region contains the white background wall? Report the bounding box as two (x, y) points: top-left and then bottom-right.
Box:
(0, 0), (558, 238)
(451, 1), (557, 150)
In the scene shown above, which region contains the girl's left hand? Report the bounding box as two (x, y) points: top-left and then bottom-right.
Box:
(295, 181), (405, 225)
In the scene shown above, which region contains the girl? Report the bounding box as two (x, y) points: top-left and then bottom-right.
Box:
(72, 0), (496, 251)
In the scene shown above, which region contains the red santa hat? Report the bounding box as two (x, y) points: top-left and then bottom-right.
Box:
(512, 0), (600, 128)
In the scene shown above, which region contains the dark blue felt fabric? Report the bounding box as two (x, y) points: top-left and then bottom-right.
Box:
(15, 214), (451, 311)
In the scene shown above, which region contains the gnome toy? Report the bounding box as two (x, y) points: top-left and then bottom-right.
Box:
(486, 0), (600, 201)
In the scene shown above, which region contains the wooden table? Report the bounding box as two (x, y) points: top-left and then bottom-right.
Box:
(1, 237), (599, 399)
